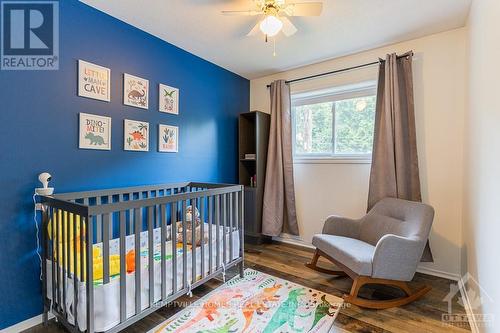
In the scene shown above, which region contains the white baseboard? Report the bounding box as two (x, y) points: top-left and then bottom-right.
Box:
(0, 313), (54, 333)
(273, 234), (315, 249)
(459, 279), (480, 333)
(416, 266), (460, 281)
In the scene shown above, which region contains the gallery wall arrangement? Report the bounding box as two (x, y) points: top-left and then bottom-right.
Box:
(77, 59), (181, 152)
(0, 0), (249, 329)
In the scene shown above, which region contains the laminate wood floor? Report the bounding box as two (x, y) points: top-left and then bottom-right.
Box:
(24, 242), (470, 333)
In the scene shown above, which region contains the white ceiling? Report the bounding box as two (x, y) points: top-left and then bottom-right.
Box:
(80, 0), (471, 79)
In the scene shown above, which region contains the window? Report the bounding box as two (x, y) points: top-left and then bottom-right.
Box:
(292, 82), (376, 161)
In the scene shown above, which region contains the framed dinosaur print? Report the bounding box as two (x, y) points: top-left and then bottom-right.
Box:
(78, 60), (111, 102)
(124, 119), (149, 152)
(79, 113), (111, 150)
(123, 73), (149, 109)
(158, 124), (178, 152)
(159, 83), (179, 115)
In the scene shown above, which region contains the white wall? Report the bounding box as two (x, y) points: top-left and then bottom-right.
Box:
(250, 28), (467, 279)
(463, 0), (500, 331)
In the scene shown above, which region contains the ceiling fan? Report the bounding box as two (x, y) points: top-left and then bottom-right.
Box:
(222, 0), (323, 40)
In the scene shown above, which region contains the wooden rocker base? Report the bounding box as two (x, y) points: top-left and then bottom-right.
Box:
(306, 249), (431, 309)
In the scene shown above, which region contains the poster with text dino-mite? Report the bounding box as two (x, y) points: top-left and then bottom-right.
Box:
(79, 113), (111, 150)
(124, 119), (149, 152)
(159, 83), (179, 114)
(124, 73), (149, 109)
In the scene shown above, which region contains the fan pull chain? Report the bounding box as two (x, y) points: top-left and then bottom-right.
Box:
(273, 38), (277, 57)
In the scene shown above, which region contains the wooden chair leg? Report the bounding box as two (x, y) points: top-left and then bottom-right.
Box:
(343, 276), (432, 309)
(305, 249), (348, 277)
(349, 276), (366, 298)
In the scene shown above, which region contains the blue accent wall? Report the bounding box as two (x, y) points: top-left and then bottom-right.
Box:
(0, 0), (249, 328)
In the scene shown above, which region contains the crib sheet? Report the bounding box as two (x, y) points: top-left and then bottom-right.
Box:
(46, 224), (240, 332)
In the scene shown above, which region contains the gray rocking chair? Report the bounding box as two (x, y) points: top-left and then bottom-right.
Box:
(306, 197), (434, 309)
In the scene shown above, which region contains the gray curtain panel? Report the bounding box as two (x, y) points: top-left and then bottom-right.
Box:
(368, 52), (433, 262)
(262, 80), (299, 236)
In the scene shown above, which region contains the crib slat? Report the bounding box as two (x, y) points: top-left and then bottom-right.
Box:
(200, 197), (205, 279)
(191, 198), (196, 284)
(128, 193), (134, 234)
(171, 203), (177, 294)
(56, 209), (62, 311)
(73, 214), (78, 327)
(239, 189), (244, 276)
(64, 211), (70, 318)
(119, 210), (126, 323)
(215, 195), (220, 269)
(234, 192), (238, 263)
(134, 208), (141, 315)
(96, 197), (102, 243)
(108, 196), (113, 239)
(51, 208), (57, 313)
(62, 210), (67, 317)
(182, 201), (188, 290)
(148, 206), (154, 307)
(86, 215), (95, 333)
(229, 193), (233, 262)
(103, 213), (110, 285)
(208, 197), (213, 275)
(80, 213), (84, 289)
(222, 194), (227, 265)
(160, 204), (166, 300)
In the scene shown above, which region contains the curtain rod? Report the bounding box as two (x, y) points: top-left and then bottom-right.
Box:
(266, 52), (414, 88)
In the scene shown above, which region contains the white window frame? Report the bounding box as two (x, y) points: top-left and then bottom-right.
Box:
(291, 81), (377, 164)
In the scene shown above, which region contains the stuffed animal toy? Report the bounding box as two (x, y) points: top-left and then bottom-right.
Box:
(176, 205), (208, 246)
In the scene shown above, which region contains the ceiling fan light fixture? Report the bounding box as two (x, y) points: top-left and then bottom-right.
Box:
(259, 14), (283, 37)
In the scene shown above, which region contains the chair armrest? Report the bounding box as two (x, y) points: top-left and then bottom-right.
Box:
(372, 234), (424, 281)
(322, 216), (361, 238)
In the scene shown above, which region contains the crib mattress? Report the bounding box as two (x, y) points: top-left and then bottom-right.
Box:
(46, 225), (240, 332)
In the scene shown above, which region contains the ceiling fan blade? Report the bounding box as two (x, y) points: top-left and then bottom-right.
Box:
(247, 21), (261, 36)
(280, 17), (298, 37)
(283, 2), (323, 16)
(221, 10), (261, 16)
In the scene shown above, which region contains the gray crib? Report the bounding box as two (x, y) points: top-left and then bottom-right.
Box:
(40, 182), (244, 333)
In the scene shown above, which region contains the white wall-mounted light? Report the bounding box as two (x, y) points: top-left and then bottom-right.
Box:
(259, 15), (283, 37)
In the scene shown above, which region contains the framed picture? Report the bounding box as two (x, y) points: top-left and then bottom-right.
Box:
(159, 84), (179, 114)
(158, 124), (179, 152)
(79, 113), (111, 150)
(78, 60), (111, 102)
(124, 119), (149, 152)
(123, 73), (149, 109)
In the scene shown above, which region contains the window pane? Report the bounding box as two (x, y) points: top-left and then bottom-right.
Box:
(334, 95), (376, 155)
(294, 102), (333, 154)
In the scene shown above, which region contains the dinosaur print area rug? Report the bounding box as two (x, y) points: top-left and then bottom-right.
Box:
(149, 269), (343, 333)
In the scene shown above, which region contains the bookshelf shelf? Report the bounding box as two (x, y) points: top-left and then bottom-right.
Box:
(238, 111), (270, 244)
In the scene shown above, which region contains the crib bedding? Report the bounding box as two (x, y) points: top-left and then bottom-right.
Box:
(46, 224), (240, 332)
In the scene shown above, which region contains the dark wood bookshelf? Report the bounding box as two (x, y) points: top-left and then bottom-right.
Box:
(238, 111), (270, 244)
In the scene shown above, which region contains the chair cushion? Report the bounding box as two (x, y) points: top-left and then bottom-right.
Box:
(312, 234), (375, 276)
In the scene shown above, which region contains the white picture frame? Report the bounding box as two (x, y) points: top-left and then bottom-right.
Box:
(79, 113), (111, 150)
(78, 60), (111, 102)
(124, 119), (149, 152)
(123, 73), (149, 109)
(159, 83), (179, 115)
(158, 124), (179, 153)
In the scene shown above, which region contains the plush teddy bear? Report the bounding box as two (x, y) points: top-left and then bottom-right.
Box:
(176, 205), (208, 246)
